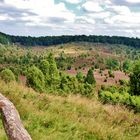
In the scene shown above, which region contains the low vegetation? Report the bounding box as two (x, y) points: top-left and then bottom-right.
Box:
(0, 41), (140, 139)
(1, 80), (140, 140)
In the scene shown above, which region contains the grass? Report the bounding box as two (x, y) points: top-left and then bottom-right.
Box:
(0, 80), (140, 140)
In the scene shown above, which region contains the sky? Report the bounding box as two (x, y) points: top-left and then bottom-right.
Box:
(0, 0), (140, 37)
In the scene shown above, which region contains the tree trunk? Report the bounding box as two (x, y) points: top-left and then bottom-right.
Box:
(0, 93), (32, 140)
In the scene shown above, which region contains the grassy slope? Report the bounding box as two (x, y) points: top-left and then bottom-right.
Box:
(0, 80), (140, 140)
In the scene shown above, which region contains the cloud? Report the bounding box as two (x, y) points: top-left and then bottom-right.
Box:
(125, 0), (140, 3)
(87, 11), (111, 19)
(65, 0), (81, 4)
(4, 0), (75, 26)
(75, 16), (95, 24)
(82, 1), (104, 12)
(0, 13), (13, 20)
(0, 0), (139, 37)
(111, 5), (131, 15)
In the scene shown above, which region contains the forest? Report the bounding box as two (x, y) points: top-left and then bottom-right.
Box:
(0, 31), (140, 48)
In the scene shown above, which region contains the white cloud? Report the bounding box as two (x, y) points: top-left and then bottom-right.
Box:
(87, 11), (111, 19)
(75, 16), (95, 24)
(125, 0), (140, 3)
(0, 0), (140, 37)
(4, 0), (75, 26)
(104, 12), (140, 25)
(65, 0), (81, 4)
(0, 13), (13, 21)
(82, 1), (103, 12)
(105, 0), (112, 4)
(112, 6), (131, 15)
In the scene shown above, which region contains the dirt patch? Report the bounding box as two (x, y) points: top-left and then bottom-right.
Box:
(66, 69), (129, 86)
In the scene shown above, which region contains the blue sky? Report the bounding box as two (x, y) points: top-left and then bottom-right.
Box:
(0, 0), (140, 37)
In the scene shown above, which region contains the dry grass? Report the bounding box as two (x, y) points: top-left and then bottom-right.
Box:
(0, 80), (140, 140)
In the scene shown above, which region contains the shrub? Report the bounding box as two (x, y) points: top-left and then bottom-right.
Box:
(39, 59), (50, 75)
(99, 91), (140, 112)
(0, 68), (15, 82)
(26, 66), (45, 92)
(130, 60), (140, 95)
(85, 68), (96, 85)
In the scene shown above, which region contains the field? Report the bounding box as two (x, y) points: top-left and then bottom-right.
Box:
(1, 80), (140, 140)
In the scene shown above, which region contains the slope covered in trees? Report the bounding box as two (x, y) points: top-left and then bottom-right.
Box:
(0, 32), (140, 48)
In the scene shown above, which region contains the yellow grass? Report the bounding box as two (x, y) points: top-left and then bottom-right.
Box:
(0, 80), (140, 140)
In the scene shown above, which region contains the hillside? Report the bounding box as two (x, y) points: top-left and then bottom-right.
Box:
(0, 40), (140, 140)
(0, 80), (140, 140)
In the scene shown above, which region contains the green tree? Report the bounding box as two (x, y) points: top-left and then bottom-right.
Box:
(106, 58), (119, 70)
(26, 66), (45, 92)
(123, 60), (131, 72)
(48, 53), (60, 86)
(39, 59), (50, 83)
(130, 60), (140, 95)
(0, 68), (15, 82)
(85, 69), (96, 85)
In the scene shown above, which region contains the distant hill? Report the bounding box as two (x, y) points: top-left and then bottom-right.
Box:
(0, 31), (140, 48)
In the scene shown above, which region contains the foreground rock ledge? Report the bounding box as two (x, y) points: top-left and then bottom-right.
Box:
(0, 93), (32, 140)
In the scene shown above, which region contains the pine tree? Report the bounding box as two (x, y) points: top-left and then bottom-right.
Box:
(85, 69), (96, 85)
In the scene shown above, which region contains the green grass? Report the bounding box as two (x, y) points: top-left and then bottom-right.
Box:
(0, 80), (140, 140)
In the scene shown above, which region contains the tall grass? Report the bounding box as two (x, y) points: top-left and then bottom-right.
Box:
(0, 80), (140, 140)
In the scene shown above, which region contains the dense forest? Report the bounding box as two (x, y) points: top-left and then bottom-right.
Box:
(0, 32), (140, 47)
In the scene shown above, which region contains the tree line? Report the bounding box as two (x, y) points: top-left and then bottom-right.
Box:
(0, 32), (140, 48)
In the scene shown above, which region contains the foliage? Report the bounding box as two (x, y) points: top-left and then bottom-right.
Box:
(106, 58), (119, 70)
(130, 60), (140, 95)
(119, 79), (129, 86)
(76, 71), (84, 83)
(0, 68), (15, 82)
(0, 33), (9, 44)
(1, 32), (140, 48)
(39, 59), (50, 84)
(99, 91), (140, 112)
(123, 60), (131, 72)
(48, 53), (60, 86)
(26, 66), (45, 92)
(85, 69), (96, 85)
(60, 74), (93, 96)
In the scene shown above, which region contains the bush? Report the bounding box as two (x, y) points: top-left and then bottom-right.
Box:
(26, 66), (45, 92)
(0, 68), (15, 82)
(130, 60), (140, 95)
(99, 91), (140, 112)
